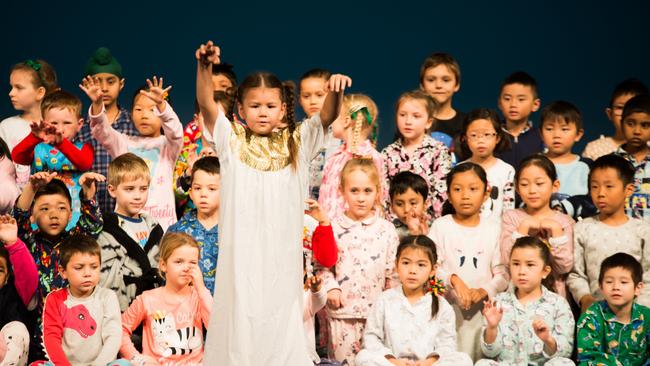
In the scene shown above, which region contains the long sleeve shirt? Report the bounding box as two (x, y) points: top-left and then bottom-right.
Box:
(304, 286), (327, 363)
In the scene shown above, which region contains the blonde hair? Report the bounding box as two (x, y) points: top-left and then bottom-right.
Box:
(41, 90), (82, 119)
(108, 153), (151, 187)
(158, 232), (200, 278)
(340, 158), (382, 208)
(394, 90), (438, 140)
(342, 94), (379, 153)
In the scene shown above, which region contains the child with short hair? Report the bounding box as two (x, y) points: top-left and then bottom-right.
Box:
(389, 171), (430, 240)
(98, 153), (164, 311)
(567, 154), (650, 311)
(120, 232), (212, 366)
(582, 78), (648, 160)
(12, 90), (94, 230)
(0, 138), (20, 214)
(39, 233), (125, 366)
(614, 94), (650, 220)
(495, 71), (544, 169)
(576, 253), (650, 365)
(77, 47), (140, 215)
(168, 156), (220, 295)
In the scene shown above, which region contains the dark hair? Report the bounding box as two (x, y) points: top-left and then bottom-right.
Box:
(540, 100), (583, 130)
(610, 78), (648, 107)
(191, 156), (220, 183)
(193, 88), (236, 120)
(510, 236), (555, 291)
(419, 52), (461, 85)
(34, 178), (72, 207)
(446, 162), (488, 192)
(589, 154), (636, 187)
(599, 252), (643, 286)
(237, 72), (298, 170)
(500, 71), (538, 99)
(460, 108), (510, 159)
(59, 233), (101, 269)
(0, 138), (11, 161)
(211, 63), (237, 86)
(396, 235), (439, 318)
(621, 94), (650, 122)
(0, 246), (10, 280)
(299, 68), (332, 84)
(11, 59), (59, 95)
(515, 154), (557, 184)
(389, 171), (429, 201)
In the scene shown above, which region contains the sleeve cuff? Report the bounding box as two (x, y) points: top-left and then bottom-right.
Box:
(511, 231), (525, 240)
(549, 235), (568, 247)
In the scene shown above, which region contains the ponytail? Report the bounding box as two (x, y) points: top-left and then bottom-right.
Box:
(282, 80), (298, 170)
(397, 235), (440, 319)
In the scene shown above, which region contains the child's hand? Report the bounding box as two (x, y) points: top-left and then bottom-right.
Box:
(415, 356), (438, 366)
(388, 358), (414, 366)
(189, 264), (206, 292)
(327, 74), (352, 93)
(482, 299), (503, 329)
(469, 288), (488, 305)
(326, 289), (344, 310)
(540, 218), (563, 238)
(195, 41), (221, 66)
(140, 76), (172, 112)
(199, 145), (216, 158)
(0, 215), (18, 246)
(305, 199), (329, 226)
(451, 275), (472, 310)
(29, 171), (58, 191)
(30, 120), (57, 143)
(406, 211), (428, 236)
(79, 172), (106, 200)
(306, 275), (322, 293)
(532, 319), (553, 342)
(517, 216), (540, 236)
(186, 145), (199, 172)
(79, 76), (104, 105)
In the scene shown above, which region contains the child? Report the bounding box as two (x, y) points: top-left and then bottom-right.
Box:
(0, 214), (37, 366)
(195, 41), (347, 365)
(12, 90), (94, 230)
(82, 75), (183, 230)
(475, 237), (575, 365)
(319, 93), (384, 219)
(121, 232), (212, 366)
(495, 71), (544, 169)
(428, 163), (508, 361)
(355, 235), (473, 366)
(1, 59), (58, 188)
(0, 138), (20, 214)
(98, 153), (164, 311)
(382, 90), (452, 220)
(168, 156), (220, 295)
(460, 108), (514, 220)
(582, 78), (648, 160)
(13, 170), (103, 360)
(40, 234), (125, 366)
(388, 171), (430, 240)
(614, 94), (650, 220)
(77, 47), (140, 215)
(303, 254), (329, 365)
(319, 158), (400, 365)
(500, 155), (574, 298)
(567, 154), (650, 311)
(576, 253), (650, 365)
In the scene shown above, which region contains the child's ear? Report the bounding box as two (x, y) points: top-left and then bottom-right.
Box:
(59, 267), (67, 280)
(279, 102), (287, 122)
(542, 264), (552, 279)
(635, 281), (644, 297)
(532, 98), (541, 112)
(426, 117), (434, 130)
(552, 179), (560, 193)
(107, 184), (117, 199)
(36, 87), (46, 102)
(29, 213), (35, 225)
(483, 185), (490, 203)
(119, 78), (125, 91)
(625, 183), (635, 198)
(605, 107), (614, 122)
(76, 118), (84, 132)
(575, 128), (585, 142)
(237, 103), (245, 120)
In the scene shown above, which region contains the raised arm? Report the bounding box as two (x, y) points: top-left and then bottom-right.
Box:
(195, 41), (221, 135)
(319, 74), (351, 129)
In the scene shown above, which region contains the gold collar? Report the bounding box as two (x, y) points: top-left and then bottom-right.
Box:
(229, 122), (301, 171)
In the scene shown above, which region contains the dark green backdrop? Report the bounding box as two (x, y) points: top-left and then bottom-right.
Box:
(2, 1), (647, 151)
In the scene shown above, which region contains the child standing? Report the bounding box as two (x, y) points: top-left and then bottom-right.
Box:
(475, 237), (575, 365)
(82, 75), (183, 230)
(120, 233), (212, 366)
(382, 90), (452, 219)
(576, 253), (650, 366)
(195, 41), (347, 365)
(319, 158), (400, 365)
(567, 154), (650, 311)
(428, 163), (508, 361)
(460, 108), (514, 220)
(355, 235), (473, 366)
(500, 155), (574, 298)
(495, 72), (544, 169)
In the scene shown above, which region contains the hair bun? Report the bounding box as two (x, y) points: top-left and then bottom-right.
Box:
(93, 47), (113, 65)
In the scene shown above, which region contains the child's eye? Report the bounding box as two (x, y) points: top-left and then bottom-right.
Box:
(641, 122), (650, 129)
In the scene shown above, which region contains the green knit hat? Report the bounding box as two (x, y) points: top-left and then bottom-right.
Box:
(84, 47), (122, 78)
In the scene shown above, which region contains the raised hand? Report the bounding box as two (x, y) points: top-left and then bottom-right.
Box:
(327, 74), (352, 93)
(306, 275), (322, 293)
(79, 172), (106, 200)
(305, 199), (329, 225)
(30, 120), (57, 144)
(195, 41), (221, 66)
(140, 76), (172, 110)
(540, 218), (563, 238)
(517, 216), (541, 236)
(532, 319), (553, 343)
(79, 76), (104, 105)
(406, 211), (428, 235)
(326, 288), (344, 310)
(29, 171), (58, 191)
(482, 299), (503, 328)
(0, 215), (18, 245)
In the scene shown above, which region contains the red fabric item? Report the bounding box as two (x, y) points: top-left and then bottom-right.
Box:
(11, 133), (94, 171)
(11, 133), (40, 165)
(311, 224), (338, 268)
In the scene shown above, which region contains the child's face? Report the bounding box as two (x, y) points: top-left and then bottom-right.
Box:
(132, 94), (162, 137)
(607, 93), (636, 130)
(509, 247), (551, 294)
(93, 73), (124, 108)
(600, 266), (642, 309)
(211, 73), (233, 92)
(238, 87), (286, 135)
(299, 77), (328, 118)
(498, 83), (540, 124)
(341, 169), (378, 221)
(159, 245), (200, 288)
(541, 118), (583, 158)
(9, 69), (43, 111)
(43, 107), (83, 140)
(61, 252), (100, 298)
(391, 188), (425, 225)
(30, 193), (72, 238)
(465, 118), (499, 159)
(420, 64), (459, 106)
(516, 165), (559, 211)
(396, 99), (433, 143)
(621, 112), (650, 150)
(396, 247), (435, 293)
(590, 167), (634, 217)
(448, 170), (488, 218)
(330, 114), (349, 140)
(189, 170), (220, 217)
(0, 256), (7, 290)
(108, 177), (150, 218)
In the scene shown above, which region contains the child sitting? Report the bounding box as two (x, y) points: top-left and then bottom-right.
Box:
(0, 138), (20, 214)
(388, 171), (430, 240)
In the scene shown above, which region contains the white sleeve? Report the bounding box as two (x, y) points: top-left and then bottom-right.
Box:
(299, 115), (325, 163)
(203, 110), (233, 158)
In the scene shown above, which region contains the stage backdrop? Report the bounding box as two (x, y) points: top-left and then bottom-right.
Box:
(1, 1), (647, 151)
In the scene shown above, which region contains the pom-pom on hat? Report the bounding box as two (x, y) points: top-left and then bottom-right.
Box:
(84, 47), (122, 78)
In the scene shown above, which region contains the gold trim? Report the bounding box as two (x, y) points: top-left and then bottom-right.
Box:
(229, 122), (301, 171)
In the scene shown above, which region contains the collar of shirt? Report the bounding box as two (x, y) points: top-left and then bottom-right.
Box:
(396, 285), (430, 309)
(506, 283), (551, 310)
(501, 121), (533, 137)
(336, 210), (379, 229)
(182, 209), (218, 232)
(598, 300), (645, 325)
(332, 139), (376, 158)
(615, 146), (650, 166)
(389, 135), (440, 155)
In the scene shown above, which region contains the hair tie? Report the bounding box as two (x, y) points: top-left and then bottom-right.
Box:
(540, 238), (552, 250)
(25, 59), (41, 71)
(350, 106), (372, 126)
(427, 276), (446, 296)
